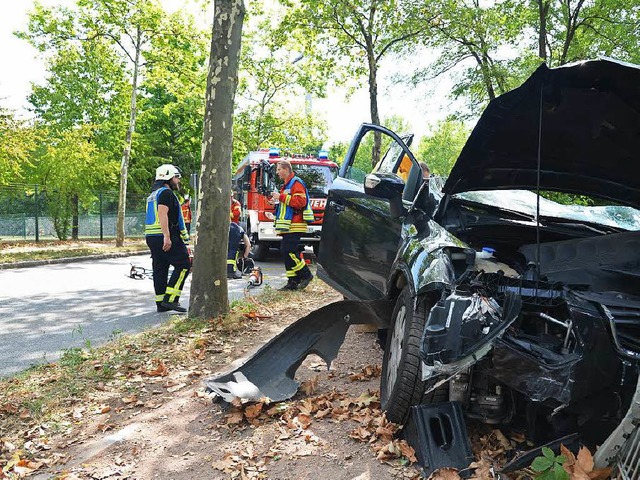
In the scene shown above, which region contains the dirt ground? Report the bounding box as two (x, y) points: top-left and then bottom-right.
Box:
(27, 285), (424, 480)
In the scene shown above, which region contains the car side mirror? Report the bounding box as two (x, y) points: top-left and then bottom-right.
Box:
(364, 173), (404, 198)
(364, 173), (407, 218)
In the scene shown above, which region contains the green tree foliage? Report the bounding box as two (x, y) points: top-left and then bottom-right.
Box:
(18, 0), (207, 240)
(27, 125), (117, 239)
(232, 9), (328, 166)
(418, 0), (531, 114)
(416, 118), (469, 175)
(534, 0), (640, 66)
(417, 0), (640, 116)
(284, 0), (431, 164)
(327, 141), (350, 165)
(0, 108), (38, 184)
(352, 114), (412, 176)
(26, 36), (130, 161)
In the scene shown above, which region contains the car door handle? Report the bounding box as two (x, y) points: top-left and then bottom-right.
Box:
(329, 200), (345, 213)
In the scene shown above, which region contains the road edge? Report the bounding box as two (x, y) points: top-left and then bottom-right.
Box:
(0, 251), (149, 270)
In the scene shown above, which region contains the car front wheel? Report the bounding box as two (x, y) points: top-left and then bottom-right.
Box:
(381, 287), (446, 424)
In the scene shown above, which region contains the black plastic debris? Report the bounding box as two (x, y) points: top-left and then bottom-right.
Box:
(401, 402), (474, 478)
(204, 299), (392, 403)
(500, 433), (581, 473)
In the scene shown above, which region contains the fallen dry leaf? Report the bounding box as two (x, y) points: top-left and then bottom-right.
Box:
(468, 458), (494, 480)
(166, 382), (186, 393)
(295, 413), (313, 429)
(225, 410), (245, 425)
(300, 376), (320, 396)
(349, 426), (372, 442)
(576, 446), (594, 473)
(560, 444), (613, 480)
(121, 395), (138, 404)
(427, 467), (462, 480)
(244, 403), (263, 419)
(492, 429), (512, 451)
(0, 403), (18, 414)
(242, 311), (272, 320)
(398, 440), (417, 463)
(143, 360), (168, 377)
(13, 459), (43, 476)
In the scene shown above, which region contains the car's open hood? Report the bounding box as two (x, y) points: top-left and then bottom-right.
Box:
(442, 59), (640, 209)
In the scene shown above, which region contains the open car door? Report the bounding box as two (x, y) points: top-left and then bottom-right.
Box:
(318, 123), (421, 300)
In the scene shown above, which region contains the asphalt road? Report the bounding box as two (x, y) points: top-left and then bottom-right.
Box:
(0, 253), (289, 378)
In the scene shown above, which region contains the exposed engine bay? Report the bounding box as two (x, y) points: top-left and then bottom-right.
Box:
(419, 225), (640, 449)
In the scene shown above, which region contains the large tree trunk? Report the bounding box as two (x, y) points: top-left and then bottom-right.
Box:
(189, 0), (245, 319)
(367, 49), (381, 169)
(115, 26), (141, 247)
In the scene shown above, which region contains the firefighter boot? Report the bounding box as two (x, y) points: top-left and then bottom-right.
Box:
(297, 269), (314, 290)
(159, 301), (187, 313)
(279, 278), (299, 291)
(227, 264), (242, 280)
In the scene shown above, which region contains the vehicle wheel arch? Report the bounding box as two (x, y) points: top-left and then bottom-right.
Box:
(387, 269), (409, 303)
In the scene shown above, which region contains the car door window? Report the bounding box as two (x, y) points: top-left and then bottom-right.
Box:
(344, 129), (415, 185)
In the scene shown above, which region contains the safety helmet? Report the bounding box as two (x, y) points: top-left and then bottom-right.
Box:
(155, 164), (181, 181)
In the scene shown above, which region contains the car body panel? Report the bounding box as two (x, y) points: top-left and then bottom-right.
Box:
(443, 59), (640, 209)
(319, 123), (420, 301)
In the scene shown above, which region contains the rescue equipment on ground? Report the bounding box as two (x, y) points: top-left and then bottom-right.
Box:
(246, 266), (263, 288)
(128, 264), (153, 280)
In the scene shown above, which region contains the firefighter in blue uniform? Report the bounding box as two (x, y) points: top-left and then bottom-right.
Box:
(145, 164), (191, 313)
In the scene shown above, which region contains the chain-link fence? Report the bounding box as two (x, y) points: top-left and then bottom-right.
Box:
(0, 184), (150, 241)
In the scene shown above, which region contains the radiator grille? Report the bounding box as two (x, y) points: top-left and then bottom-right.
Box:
(602, 303), (640, 359)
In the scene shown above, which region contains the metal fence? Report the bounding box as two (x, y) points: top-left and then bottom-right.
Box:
(0, 184), (150, 241)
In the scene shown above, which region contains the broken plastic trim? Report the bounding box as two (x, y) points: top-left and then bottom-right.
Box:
(421, 291), (522, 394)
(204, 299), (392, 403)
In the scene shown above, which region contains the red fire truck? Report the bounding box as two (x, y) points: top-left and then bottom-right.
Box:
(232, 148), (339, 260)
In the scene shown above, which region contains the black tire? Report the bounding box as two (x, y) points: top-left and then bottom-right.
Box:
(251, 242), (269, 261)
(381, 287), (427, 424)
(381, 288), (448, 424)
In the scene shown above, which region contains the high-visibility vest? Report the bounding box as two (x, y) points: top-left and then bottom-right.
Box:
(145, 187), (189, 241)
(274, 176), (314, 232)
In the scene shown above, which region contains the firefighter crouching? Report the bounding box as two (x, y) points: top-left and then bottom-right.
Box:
(270, 160), (314, 291)
(145, 164), (191, 313)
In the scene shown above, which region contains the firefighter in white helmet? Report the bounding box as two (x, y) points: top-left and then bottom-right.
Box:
(145, 164), (190, 313)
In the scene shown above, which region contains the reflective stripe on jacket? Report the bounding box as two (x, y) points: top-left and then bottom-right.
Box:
(145, 186), (190, 241)
(274, 175), (314, 233)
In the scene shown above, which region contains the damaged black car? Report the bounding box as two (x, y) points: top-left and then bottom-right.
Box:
(207, 58), (640, 474)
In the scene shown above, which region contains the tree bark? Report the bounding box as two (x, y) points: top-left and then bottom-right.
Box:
(71, 193), (79, 240)
(367, 47), (381, 169)
(189, 0), (245, 319)
(115, 26), (141, 247)
(537, 0), (550, 61)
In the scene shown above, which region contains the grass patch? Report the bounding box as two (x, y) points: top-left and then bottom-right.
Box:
(0, 283), (327, 450)
(0, 242), (147, 264)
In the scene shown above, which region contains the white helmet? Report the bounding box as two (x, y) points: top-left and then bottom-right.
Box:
(155, 164), (181, 181)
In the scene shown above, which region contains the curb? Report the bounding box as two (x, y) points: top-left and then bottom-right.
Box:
(0, 251), (149, 270)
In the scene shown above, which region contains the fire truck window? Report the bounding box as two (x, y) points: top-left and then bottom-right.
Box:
(288, 164), (337, 197)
